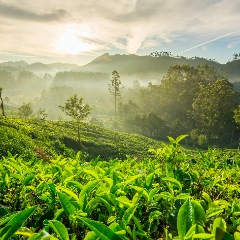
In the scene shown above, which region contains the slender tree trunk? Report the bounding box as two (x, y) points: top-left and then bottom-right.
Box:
(0, 91), (5, 117)
(114, 86), (117, 121)
(77, 122), (82, 148)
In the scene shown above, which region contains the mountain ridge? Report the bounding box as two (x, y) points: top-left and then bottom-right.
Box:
(1, 53), (240, 82)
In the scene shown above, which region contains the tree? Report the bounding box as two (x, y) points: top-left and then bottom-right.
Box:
(18, 102), (34, 118)
(159, 65), (227, 123)
(59, 94), (91, 147)
(192, 79), (239, 145)
(36, 108), (48, 120)
(0, 87), (5, 116)
(108, 70), (122, 120)
(234, 105), (240, 124)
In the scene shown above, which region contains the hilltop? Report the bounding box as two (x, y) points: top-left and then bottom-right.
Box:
(0, 117), (160, 160)
(81, 53), (240, 82)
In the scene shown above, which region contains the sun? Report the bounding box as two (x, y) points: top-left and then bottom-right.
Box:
(55, 28), (92, 54)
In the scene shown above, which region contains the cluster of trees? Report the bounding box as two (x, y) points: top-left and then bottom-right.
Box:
(233, 53), (240, 60)
(117, 65), (240, 147)
(149, 51), (173, 57)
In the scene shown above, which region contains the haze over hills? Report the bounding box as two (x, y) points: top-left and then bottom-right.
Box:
(1, 52), (240, 147)
(1, 53), (240, 84)
(0, 60), (79, 74)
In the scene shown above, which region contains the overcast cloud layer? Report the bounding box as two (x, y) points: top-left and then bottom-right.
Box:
(0, 0), (240, 64)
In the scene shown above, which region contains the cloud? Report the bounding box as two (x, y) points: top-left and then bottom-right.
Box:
(0, 0), (240, 63)
(0, 1), (67, 22)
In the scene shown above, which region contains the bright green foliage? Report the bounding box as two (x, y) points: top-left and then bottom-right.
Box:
(0, 136), (239, 239)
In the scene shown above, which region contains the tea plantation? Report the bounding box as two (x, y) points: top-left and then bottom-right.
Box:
(0, 118), (240, 239)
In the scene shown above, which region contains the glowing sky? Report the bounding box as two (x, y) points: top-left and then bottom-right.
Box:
(0, 0), (240, 65)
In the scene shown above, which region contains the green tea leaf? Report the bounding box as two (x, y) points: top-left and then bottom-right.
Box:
(177, 198), (206, 240)
(176, 135), (188, 144)
(234, 232), (240, 240)
(109, 222), (121, 232)
(86, 198), (100, 215)
(84, 169), (99, 179)
(206, 208), (224, 219)
(212, 218), (226, 235)
(162, 177), (182, 191)
(48, 220), (69, 240)
(0, 206), (37, 240)
(28, 230), (52, 240)
(215, 227), (233, 240)
(67, 181), (83, 191)
(212, 218), (227, 235)
(122, 205), (138, 229)
(79, 180), (101, 198)
(124, 174), (142, 185)
(79, 217), (123, 240)
(0, 206), (9, 218)
(58, 187), (79, 202)
(148, 188), (159, 202)
(184, 224), (205, 240)
(84, 231), (98, 240)
(158, 192), (174, 200)
(58, 192), (75, 217)
(145, 173), (154, 190)
(192, 233), (214, 239)
(22, 174), (35, 187)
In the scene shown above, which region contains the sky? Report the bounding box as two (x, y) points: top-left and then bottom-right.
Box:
(0, 0), (240, 65)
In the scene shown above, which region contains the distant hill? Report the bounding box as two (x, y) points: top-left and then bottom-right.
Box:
(0, 60), (29, 68)
(1, 54), (240, 83)
(0, 61), (79, 75)
(80, 53), (240, 83)
(81, 53), (222, 73)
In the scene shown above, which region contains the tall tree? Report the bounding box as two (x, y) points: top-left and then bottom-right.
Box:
(59, 94), (91, 147)
(192, 79), (239, 145)
(108, 70), (122, 120)
(0, 87), (5, 116)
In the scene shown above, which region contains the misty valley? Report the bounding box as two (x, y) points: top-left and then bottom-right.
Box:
(1, 53), (240, 148)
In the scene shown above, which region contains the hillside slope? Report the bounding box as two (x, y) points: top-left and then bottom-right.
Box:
(0, 117), (160, 160)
